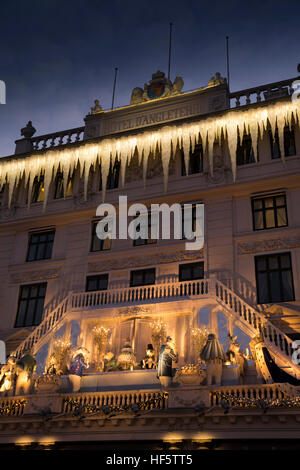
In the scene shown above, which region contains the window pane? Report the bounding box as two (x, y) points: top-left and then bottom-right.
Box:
(254, 212), (264, 230)
(282, 271), (294, 301)
(35, 298), (45, 324)
(269, 272), (281, 302)
(257, 273), (269, 303)
(145, 271), (155, 284)
(275, 196), (285, 206)
(264, 198), (274, 208)
(265, 209), (275, 228)
(253, 199), (263, 210)
(280, 254), (291, 269)
(277, 208), (287, 227)
(16, 301), (27, 327)
(268, 256), (279, 270)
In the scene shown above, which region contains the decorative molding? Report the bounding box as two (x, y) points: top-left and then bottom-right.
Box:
(10, 268), (61, 284)
(118, 306), (150, 316)
(88, 249), (204, 272)
(238, 237), (300, 254)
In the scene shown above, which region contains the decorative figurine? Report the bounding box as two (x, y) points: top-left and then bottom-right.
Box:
(103, 352), (117, 372)
(15, 351), (37, 395)
(117, 339), (136, 370)
(68, 347), (89, 392)
(200, 333), (226, 386)
(0, 356), (17, 394)
(140, 344), (156, 369)
(157, 336), (178, 387)
(226, 334), (246, 381)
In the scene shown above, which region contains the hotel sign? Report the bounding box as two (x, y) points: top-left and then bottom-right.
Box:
(84, 85), (228, 139)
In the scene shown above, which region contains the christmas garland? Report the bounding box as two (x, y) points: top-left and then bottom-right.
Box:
(213, 392), (300, 410)
(0, 399), (26, 415)
(63, 392), (168, 416)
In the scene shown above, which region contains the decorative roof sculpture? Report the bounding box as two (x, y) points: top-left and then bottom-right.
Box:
(130, 70), (184, 105)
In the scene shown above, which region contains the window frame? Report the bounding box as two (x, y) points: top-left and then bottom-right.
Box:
(269, 125), (296, 159)
(179, 262), (204, 282)
(130, 268), (156, 287)
(90, 221), (112, 252)
(86, 274), (109, 292)
(181, 143), (204, 176)
(251, 193), (288, 231)
(255, 252), (295, 304)
(15, 282), (47, 328)
(26, 229), (55, 262)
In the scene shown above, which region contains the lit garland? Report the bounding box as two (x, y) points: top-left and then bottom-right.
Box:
(214, 392), (300, 410)
(0, 399), (26, 415)
(63, 392), (168, 416)
(1, 100), (298, 209)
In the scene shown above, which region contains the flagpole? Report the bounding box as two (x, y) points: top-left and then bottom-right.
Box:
(168, 22), (173, 81)
(111, 67), (118, 110)
(226, 36), (230, 91)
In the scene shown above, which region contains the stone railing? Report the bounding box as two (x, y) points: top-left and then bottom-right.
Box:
(14, 294), (70, 358)
(0, 397), (26, 416)
(62, 389), (168, 413)
(31, 126), (85, 151)
(229, 77), (298, 108)
(71, 278), (212, 310)
(209, 383), (289, 406)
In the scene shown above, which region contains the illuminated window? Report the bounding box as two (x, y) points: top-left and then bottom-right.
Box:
(27, 230), (55, 261)
(15, 283), (47, 327)
(130, 268), (155, 287)
(181, 143), (203, 175)
(90, 221), (111, 252)
(252, 194), (288, 230)
(54, 172), (73, 199)
(86, 274), (108, 292)
(31, 176), (44, 203)
(255, 253), (294, 304)
(269, 126), (296, 159)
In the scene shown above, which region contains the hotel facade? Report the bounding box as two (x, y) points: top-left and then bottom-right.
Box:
(0, 68), (299, 450)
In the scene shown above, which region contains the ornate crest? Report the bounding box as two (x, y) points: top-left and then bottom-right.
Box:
(130, 70), (184, 105)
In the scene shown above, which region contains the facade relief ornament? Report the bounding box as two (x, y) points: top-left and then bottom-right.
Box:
(88, 249), (204, 272)
(238, 237), (300, 254)
(130, 71), (184, 105)
(118, 306), (150, 317)
(10, 268), (61, 283)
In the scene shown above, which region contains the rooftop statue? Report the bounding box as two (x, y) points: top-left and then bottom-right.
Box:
(130, 70), (184, 105)
(90, 99), (103, 114)
(20, 121), (36, 139)
(207, 72), (226, 87)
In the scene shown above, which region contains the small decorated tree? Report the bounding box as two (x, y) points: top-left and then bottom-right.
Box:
(93, 326), (111, 371)
(51, 339), (72, 375)
(191, 325), (208, 362)
(150, 320), (167, 364)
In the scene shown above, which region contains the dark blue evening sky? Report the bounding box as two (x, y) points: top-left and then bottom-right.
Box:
(0, 0), (299, 157)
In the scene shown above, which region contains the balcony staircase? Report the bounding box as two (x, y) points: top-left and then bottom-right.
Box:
(13, 278), (300, 379)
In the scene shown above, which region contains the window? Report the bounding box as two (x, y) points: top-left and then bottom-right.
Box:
(99, 158), (120, 191)
(269, 126), (296, 159)
(90, 221), (111, 252)
(133, 212), (157, 246)
(181, 144), (203, 176)
(86, 274), (108, 292)
(130, 268), (155, 287)
(255, 253), (295, 304)
(54, 172), (73, 199)
(179, 262), (204, 281)
(15, 283), (47, 327)
(27, 230), (55, 261)
(236, 133), (257, 166)
(31, 176), (44, 203)
(252, 194), (288, 231)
